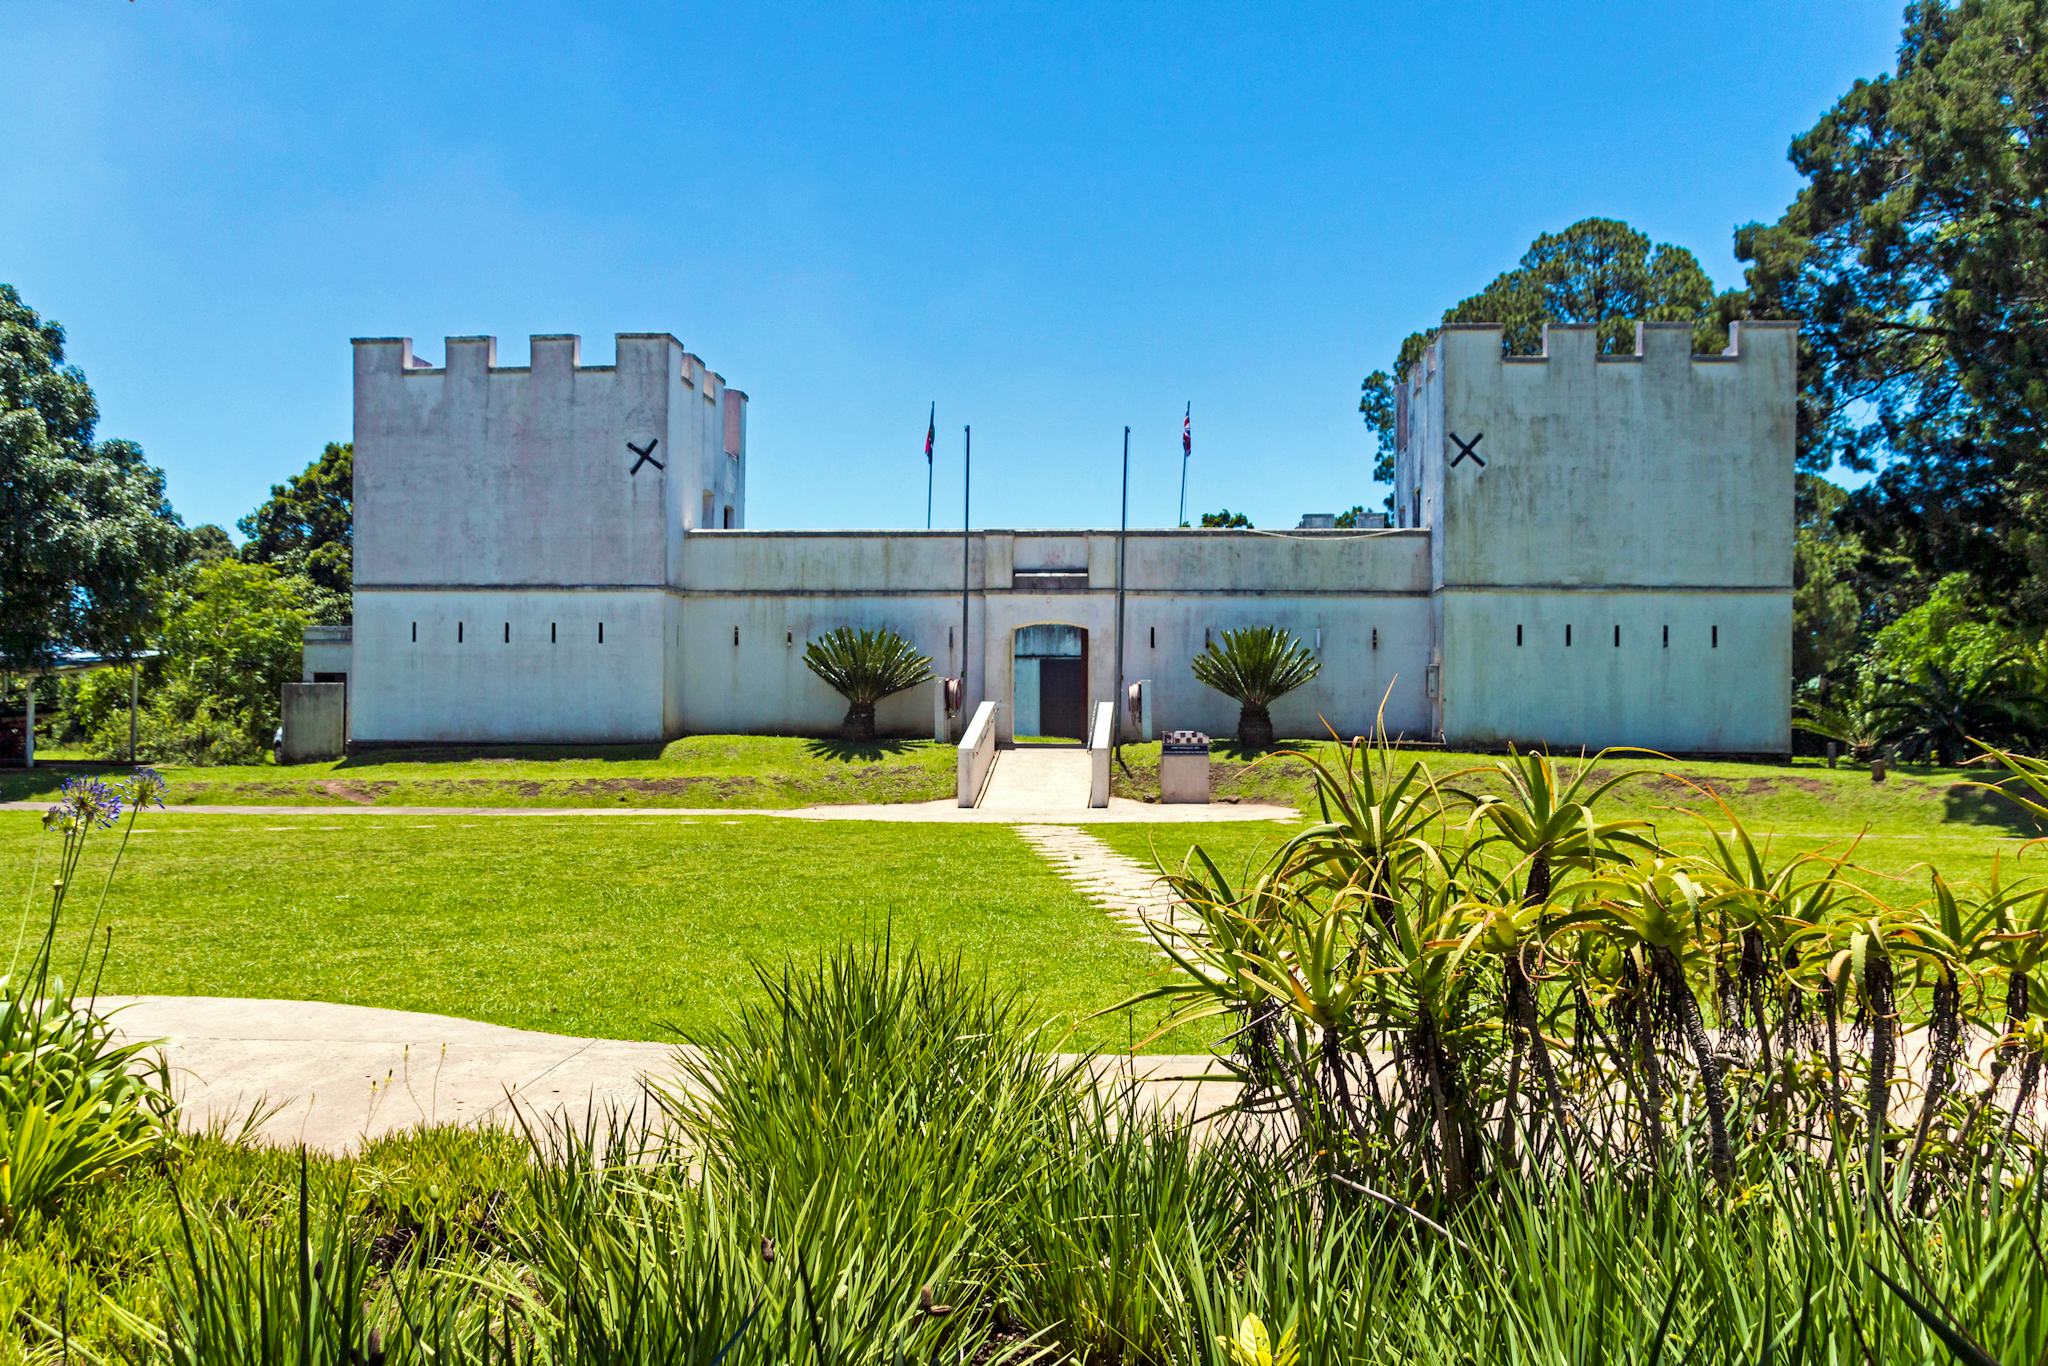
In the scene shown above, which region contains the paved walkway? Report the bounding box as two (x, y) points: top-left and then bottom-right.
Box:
(977, 746), (1093, 810)
(1015, 825), (1200, 944)
(2, 798), (1296, 824)
(100, 996), (1237, 1153)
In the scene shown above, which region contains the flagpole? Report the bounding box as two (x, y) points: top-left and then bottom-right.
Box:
(961, 424), (971, 707)
(1114, 425), (1129, 751)
(1177, 402), (1190, 527)
(926, 400), (935, 531)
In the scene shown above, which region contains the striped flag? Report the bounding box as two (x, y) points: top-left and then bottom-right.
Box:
(1182, 403), (1191, 458)
(925, 402), (936, 465)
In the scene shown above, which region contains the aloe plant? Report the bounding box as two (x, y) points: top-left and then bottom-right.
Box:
(801, 626), (934, 742)
(1190, 626), (1321, 748)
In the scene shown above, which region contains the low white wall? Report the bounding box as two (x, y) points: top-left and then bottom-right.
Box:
(958, 700), (999, 807)
(1087, 701), (1112, 808)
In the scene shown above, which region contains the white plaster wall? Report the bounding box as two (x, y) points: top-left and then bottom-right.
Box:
(353, 334), (685, 589)
(1438, 590), (1792, 752)
(1432, 321), (1796, 591)
(352, 589), (669, 743)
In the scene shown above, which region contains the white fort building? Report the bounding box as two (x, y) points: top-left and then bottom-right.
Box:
(306, 320), (1796, 754)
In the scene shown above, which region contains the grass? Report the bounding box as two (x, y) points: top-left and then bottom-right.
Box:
(0, 811), (1192, 1053)
(0, 735), (956, 809)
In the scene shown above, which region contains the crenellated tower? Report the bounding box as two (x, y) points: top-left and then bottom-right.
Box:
(1394, 319), (1797, 752)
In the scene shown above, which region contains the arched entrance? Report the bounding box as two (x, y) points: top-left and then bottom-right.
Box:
(1011, 623), (1088, 742)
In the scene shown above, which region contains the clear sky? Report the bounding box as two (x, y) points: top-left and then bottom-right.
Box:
(4, 1), (1901, 536)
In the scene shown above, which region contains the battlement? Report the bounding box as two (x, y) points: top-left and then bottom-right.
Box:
(351, 333), (697, 377)
(1426, 319), (1796, 375)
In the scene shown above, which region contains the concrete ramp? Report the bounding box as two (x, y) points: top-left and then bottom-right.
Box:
(976, 746), (1093, 810)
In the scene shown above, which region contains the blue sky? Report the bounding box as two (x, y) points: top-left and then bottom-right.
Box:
(4, 1), (1901, 535)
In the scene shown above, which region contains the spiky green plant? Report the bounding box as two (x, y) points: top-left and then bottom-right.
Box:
(801, 626), (934, 742)
(1189, 626), (1321, 748)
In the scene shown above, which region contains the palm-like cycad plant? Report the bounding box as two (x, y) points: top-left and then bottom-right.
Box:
(1190, 626), (1321, 748)
(1793, 678), (1892, 762)
(802, 626), (933, 741)
(1874, 660), (2047, 766)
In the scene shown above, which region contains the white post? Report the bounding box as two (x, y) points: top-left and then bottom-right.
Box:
(128, 660), (139, 762)
(22, 676), (34, 769)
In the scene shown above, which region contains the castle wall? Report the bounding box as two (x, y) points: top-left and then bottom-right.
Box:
(1398, 320), (1797, 753)
(672, 529), (1433, 741)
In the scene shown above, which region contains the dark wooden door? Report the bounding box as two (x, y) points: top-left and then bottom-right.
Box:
(1038, 657), (1086, 740)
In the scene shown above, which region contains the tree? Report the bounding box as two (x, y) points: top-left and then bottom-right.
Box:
(239, 441), (352, 625)
(1793, 475), (1866, 687)
(1190, 625), (1321, 748)
(1359, 219), (1736, 484)
(1738, 0), (2048, 620)
(0, 283), (183, 672)
(183, 524), (236, 567)
(1332, 505), (1373, 529)
(1198, 509), (1253, 529)
(801, 626), (933, 741)
(133, 560), (309, 763)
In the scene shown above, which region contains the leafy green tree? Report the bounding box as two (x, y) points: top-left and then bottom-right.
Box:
(119, 560), (310, 763)
(1793, 475), (1866, 687)
(1359, 219), (1736, 484)
(239, 441), (352, 624)
(1333, 505), (1373, 529)
(1198, 509), (1253, 529)
(1738, 0), (2048, 619)
(0, 284), (183, 672)
(182, 524), (236, 568)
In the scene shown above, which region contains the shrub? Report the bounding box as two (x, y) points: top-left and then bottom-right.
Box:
(802, 626), (933, 741)
(1190, 626), (1321, 747)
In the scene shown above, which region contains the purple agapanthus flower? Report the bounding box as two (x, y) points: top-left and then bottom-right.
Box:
(57, 776), (124, 829)
(127, 766), (168, 810)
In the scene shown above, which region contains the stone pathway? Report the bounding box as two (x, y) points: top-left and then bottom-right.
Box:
(101, 996), (1237, 1154)
(1015, 824), (1201, 945)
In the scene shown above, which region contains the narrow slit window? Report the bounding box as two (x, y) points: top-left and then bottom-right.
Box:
(1149, 626), (1156, 649)
(1515, 624), (1523, 647)
(1712, 625), (1719, 649)
(1613, 624), (1620, 647)
(410, 622), (417, 643)
(1372, 627), (1380, 650)
(457, 622), (464, 644)
(1565, 624), (1572, 648)
(1662, 625), (1669, 649)
(733, 625), (740, 647)
(503, 622), (510, 644)
(598, 622), (605, 645)
(551, 622), (557, 644)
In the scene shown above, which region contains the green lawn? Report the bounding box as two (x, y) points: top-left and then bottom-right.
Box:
(0, 735), (956, 810)
(1100, 743), (2048, 894)
(4, 812), (1194, 1052)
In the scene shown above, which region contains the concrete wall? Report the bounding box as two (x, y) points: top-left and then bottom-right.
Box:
(352, 589), (669, 742)
(671, 528), (1435, 742)
(1397, 319), (1797, 753)
(354, 334), (707, 590)
(280, 683), (347, 761)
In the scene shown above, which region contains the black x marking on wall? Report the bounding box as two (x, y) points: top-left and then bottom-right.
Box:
(1449, 431), (1486, 469)
(626, 438), (664, 475)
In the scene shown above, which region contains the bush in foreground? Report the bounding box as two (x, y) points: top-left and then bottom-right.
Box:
(2, 945), (2045, 1362)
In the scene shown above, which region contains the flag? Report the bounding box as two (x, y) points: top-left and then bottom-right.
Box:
(1182, 403), (1191, 458)
(925, 402), (936, 465)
